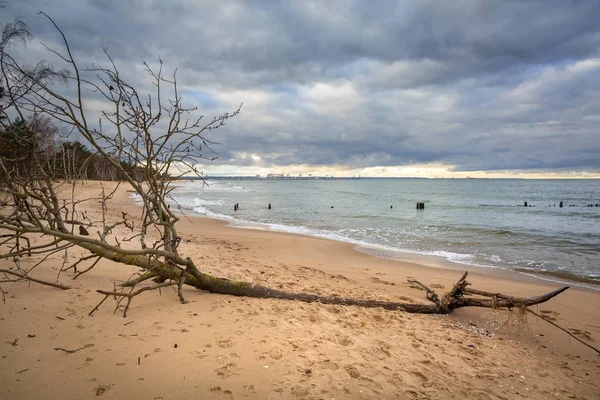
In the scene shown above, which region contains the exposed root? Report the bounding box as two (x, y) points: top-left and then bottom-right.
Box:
(527, 309), (599, 354)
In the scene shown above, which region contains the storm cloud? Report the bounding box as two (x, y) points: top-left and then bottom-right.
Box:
(3, 0), (600, 175)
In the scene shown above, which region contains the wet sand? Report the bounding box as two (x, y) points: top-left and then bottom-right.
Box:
(0, 181), (598, 399)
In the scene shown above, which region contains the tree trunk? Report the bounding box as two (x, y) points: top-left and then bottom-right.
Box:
(102, 248), (568, 314)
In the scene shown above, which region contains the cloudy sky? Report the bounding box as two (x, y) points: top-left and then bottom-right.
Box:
(4, 1), (600, 178)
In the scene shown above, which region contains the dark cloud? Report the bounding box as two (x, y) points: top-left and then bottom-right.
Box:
(3, 0), (600, 174)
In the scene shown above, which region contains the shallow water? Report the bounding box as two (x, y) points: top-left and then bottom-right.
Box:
(169, 178), (600, 287)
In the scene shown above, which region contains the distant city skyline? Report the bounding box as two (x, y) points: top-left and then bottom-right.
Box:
(196, 163), (600, 179)
(4, 1), (600, 179)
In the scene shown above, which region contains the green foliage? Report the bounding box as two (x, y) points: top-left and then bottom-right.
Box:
(0, 116), (134, 181)
(0, 118), (36, 160)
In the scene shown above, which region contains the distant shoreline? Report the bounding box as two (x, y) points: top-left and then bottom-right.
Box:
(182, 175), (600, 181)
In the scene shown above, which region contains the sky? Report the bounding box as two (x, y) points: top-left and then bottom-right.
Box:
(3, 1), (600, 178)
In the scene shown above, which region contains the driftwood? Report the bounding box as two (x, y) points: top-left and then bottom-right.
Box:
(107, 269), (567, 316)
(180, 270), (567, 314)
(406, 272), (569, 313)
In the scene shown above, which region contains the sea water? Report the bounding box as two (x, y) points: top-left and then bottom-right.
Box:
(168, 178), (600, 287)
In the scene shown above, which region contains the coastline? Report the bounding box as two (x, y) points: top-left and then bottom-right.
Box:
(177, 197), (600, 292)
(1, 181), (598, 399)
(171, 179), (600, 291)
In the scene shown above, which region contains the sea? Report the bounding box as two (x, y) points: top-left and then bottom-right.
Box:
(167, 178), (600, 289)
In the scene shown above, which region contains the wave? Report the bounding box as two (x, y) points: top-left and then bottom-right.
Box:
(514, 268), (600, 286)
(179, 200), (600, 288)
(190, 198), (224, 207)
(201, 181), (251, 192)
(145, 187), (600, 289)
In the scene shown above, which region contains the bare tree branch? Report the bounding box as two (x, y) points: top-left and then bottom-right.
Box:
(0, 269), (70, 290)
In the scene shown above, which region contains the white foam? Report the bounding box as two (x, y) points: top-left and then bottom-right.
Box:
(191, 198), (223, 207)
(428, 250), (475, 263)
(198, 181), (251, 192)
(487, 254), (502, 263)
(191, 206), (235, 221)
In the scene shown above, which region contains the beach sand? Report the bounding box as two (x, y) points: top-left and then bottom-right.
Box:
(1, 181), (598, 399)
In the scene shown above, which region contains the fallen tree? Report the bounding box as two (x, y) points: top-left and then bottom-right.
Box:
(89, 270), (568, 318)
(0, 14), (569, 318)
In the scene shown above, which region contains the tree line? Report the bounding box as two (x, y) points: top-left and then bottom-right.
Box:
(0, 113), (143, 184)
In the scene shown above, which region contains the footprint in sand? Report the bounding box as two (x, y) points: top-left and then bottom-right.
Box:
(539, 309), (559, 321)
(94, 385), (112, 396)
(218, 339), (234, 348)
(214, 363), (237, 378)
(242, 384), (256, 394)
(210, 386), (234, 399)
(269, 349), (283, 360)
(291, 385), (310, 398)
(322, 360), (339, 370)
(568, 328), (592, 340)
(408, 370), (433, 388)
(370, 346), (392, 359)
(191, 350), (208, 359)
(370, 277), (395, 285)
(344, 365), (361, 379)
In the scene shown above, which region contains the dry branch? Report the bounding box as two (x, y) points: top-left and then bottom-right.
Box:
(92, 281), (175, 317)
(53, 343), (94, 354)
(0, 269), (70, 290)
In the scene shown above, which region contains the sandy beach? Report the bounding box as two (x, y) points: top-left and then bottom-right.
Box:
(1, 181), (598, 400)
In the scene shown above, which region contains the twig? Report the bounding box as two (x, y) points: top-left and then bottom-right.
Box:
(89, 294), (110, 316)
(53, 343), (94, 354)
(72, 256), (101, 279)
(0, 269), (71, 290)
(0, 285), (6, 304)
(95, 281), (175, 317)
(407, 278), (440, 305)
(60, 254), (97, 274)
